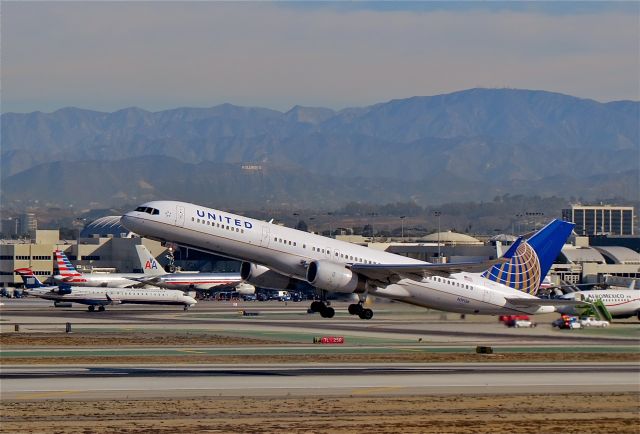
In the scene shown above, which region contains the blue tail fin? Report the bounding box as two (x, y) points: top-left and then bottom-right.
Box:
(482, 219), (574, 294)
(15, 268), (45, 288)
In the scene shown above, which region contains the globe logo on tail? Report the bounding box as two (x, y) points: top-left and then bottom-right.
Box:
(482, 241), (541, 295)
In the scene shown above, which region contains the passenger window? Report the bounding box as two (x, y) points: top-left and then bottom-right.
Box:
(191, 217), (195, 221)
(207, 221), (210, 225)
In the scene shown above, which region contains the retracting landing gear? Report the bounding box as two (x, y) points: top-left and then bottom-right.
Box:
(348, 298), (373, 320)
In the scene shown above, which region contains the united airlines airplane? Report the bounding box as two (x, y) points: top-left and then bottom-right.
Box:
(121, 201), (579, 319)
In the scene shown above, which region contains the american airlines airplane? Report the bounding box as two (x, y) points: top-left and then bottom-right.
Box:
(17, 268), (196, 312)
(53, 245), (165, 288)
(134, 273), (255, 295)
(121, 201), (579, 319)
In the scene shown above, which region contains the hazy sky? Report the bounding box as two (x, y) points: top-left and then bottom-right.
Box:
(2, 2), (639, 113)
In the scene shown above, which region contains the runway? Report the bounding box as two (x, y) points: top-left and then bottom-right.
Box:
(2, 362), (638, 400)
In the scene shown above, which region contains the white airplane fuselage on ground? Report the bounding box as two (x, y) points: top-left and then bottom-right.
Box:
(121, 201), (575, 318)
(559, 289), (640, 319)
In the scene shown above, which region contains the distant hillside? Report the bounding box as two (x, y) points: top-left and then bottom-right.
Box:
(2, 88), (638, 208)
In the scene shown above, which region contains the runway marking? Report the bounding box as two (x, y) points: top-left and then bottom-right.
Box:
(351, 386), (404, 395)
(14, 390), (79, 400)
(180, 350), (206, 354)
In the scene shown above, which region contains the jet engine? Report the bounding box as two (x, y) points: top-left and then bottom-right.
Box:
(306, 260), (366, 293)
(240, 262), (296, 290)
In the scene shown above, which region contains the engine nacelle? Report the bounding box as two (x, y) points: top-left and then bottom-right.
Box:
(235, 282), (256, 295)
(240, 262), (295, 290)
(306, 260), (366, 293)
(57, 286), (72, 295)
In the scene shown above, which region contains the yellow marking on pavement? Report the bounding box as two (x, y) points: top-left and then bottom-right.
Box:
(14, 390), (79, 400)
(180, 349), (206, 354)
(351, 386), (403, 395)
(395, 347), (425, 353)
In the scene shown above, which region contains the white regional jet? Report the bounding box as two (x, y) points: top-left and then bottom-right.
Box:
(53, 245), (165, 288)
(17, 268), (196, 312)
(121, 201), (579, 320)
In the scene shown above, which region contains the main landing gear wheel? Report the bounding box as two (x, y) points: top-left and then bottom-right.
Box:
(98, 306), (106, 312)
(88, 305), (95, 312)
(358, 308), (373, 320)
(320, 306), (335, 318)
(348, 303), (373, 320)
(309, 301), (335, 318)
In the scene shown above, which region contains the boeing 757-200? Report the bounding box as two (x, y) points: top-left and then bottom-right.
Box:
(121, 201), (581, 319)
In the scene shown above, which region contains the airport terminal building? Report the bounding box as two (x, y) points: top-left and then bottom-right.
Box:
(2, 215), (639, 289)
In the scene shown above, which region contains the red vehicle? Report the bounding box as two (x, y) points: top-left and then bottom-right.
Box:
(499, 314), (530, 323)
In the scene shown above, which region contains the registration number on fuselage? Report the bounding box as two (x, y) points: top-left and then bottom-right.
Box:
(456, 297), (470, 304)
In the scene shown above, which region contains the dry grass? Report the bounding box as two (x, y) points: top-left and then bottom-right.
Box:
(1, 393), (638, 433)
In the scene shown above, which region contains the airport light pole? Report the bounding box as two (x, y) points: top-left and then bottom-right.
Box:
(369, 213), (377, 242)
(400, 216), (406, 241)
(434, 211), (441, 262)
(327, 212), (334, 238)
(74, 217), (87, 261)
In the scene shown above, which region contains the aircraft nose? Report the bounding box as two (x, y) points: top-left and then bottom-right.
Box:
(120, 214), (135, 231)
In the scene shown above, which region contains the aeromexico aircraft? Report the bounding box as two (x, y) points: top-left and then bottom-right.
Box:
(16, 268), (197, 312)
(121, 201), (579, 320)
(53, 245), (165, 288)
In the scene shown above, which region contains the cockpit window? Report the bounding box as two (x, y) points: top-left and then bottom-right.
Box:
(135, 206), (160, 215)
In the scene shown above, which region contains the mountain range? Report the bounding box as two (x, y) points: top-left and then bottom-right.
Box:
(2, 88), (638, 209)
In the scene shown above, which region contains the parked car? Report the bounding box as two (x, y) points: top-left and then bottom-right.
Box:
(579, 317), (610, 328)
(513, 319), (537, 328)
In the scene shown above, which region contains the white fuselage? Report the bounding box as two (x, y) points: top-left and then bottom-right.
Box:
(559, 289), (640, 319)
(121, 201), (553, 316)
(34, 286), (197, 308)
(54, 273), (156, 288)
(148, 273), (244, 291)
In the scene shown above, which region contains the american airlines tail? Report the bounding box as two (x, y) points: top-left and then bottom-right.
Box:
(54, 249), (82, 278)
(482, 220), (574, 295)
(134, 245), (165, 275)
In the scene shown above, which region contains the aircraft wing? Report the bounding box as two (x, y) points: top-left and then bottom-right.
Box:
(350, 258), (509, 282)
(504, 298), (589, 308)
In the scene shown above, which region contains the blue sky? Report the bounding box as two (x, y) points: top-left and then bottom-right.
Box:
(2, 1), (638, 113)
